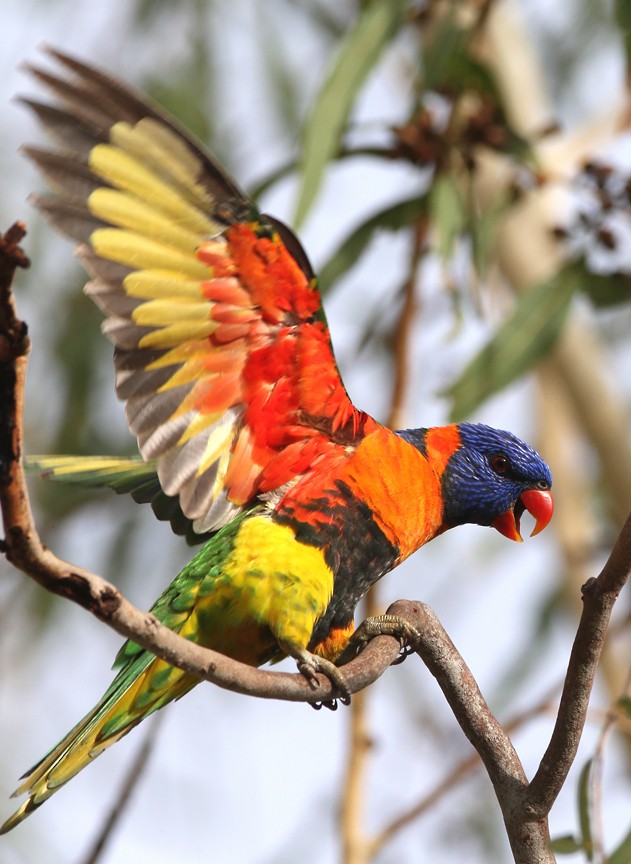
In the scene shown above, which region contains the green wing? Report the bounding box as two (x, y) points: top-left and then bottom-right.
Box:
(25, 455), (210, 544)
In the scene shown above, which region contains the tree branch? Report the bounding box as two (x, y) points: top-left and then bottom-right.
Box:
(388, 600), (554, 864)
(386, 506), (631, 863)
(368, 683), (560, 859)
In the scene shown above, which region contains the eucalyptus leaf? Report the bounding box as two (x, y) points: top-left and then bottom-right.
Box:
(423, 13), (532, 163)
(549, 834), (584, 855)
(470, 190), (511, 277)
(446, 263), (579, 420)
(577, 759), (594, 862)
(614, 0), (631, 61)
(422, 14), (504, 101)
(250, 145), (403, 203)
(249, 160), (299, 201)
(577, 268), (631, 308)
(293, 0), (407, 227)
(430, 173), (465, 261)
(423, 15), (468, 91)
(318, 194), (427, 294)
(618, 695), (631, 718)
(609, 821), (631, 864)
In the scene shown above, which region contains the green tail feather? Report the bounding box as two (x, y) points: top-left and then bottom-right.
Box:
(0, 649), (160, 834)
(1, 511), (254, 833)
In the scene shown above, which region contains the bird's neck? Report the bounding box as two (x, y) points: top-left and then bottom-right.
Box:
(345, 425), (449, 563)
(395, 423), (465, 541)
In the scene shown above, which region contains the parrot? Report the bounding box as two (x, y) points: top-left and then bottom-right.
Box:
(1, 47), (553, 832)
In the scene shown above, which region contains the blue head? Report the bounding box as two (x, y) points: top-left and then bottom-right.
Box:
(399, 422), (553, 540)
(445, 422), (552, 540)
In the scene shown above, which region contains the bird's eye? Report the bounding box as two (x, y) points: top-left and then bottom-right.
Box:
(491, 454), (509, 474)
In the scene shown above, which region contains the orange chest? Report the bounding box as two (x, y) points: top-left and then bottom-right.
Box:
(336, 428), (444, 562)
(280, 425), (445, 565)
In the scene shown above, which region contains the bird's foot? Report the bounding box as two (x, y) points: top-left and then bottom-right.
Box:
(290, 647), (352, 710)
(336, 614), (421, 667)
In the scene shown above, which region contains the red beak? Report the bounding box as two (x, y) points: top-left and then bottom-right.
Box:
(492, 489), (554, 542)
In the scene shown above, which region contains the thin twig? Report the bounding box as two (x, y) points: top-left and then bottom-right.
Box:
(340, 685), (373, 864)
(340, 584), (385, 864)
(525, 512), (631, 817)
(367, 590), (631, 858)
(390, 600), (554, 864)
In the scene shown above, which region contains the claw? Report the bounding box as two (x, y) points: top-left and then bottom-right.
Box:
(297, 660), (322, 690)
(309, 692), (352, 711)
(336, 614), (421, 666)
(310, 699), (338, 711)
(391, 642), (417, 665)
(289, 645), (352, 705)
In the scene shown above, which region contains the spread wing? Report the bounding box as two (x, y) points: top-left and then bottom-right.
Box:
(22, 47), (364, 535)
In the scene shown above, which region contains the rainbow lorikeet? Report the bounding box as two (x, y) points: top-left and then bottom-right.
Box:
(1, 48), (553, 832)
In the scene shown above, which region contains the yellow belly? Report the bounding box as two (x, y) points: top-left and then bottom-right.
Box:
(193, 513), (335, 663)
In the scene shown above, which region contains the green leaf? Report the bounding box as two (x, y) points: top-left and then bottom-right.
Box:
(549, 835), (583, 855)
(293, 0), (407, 227)
(422, 15), (512, 105)
(615, 0), (631, 30)
(318, 194), (427, 294)
(423, 15), (468, 91)
(614, 0), (631, 62)
(430, 173), (465, 261)
(469, 190), (511, 277)
(577, 268), (631, 308)
(578, 758), (594, 861)
(249, 159), (298, 202)
(446, 263), (579, 420)
(257, 5), (303, 140)
(618, 695), (631, 719)
(609, 821), (631, 864)
(422, 14), (533, 163)
(301, 0), (349, 41)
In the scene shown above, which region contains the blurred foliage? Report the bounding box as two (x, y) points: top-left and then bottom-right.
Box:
(293, 0), (407, 226)
(318, 194), (428, 294)
(446, 263), (579, 420)
(551, 757), (631, 862)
